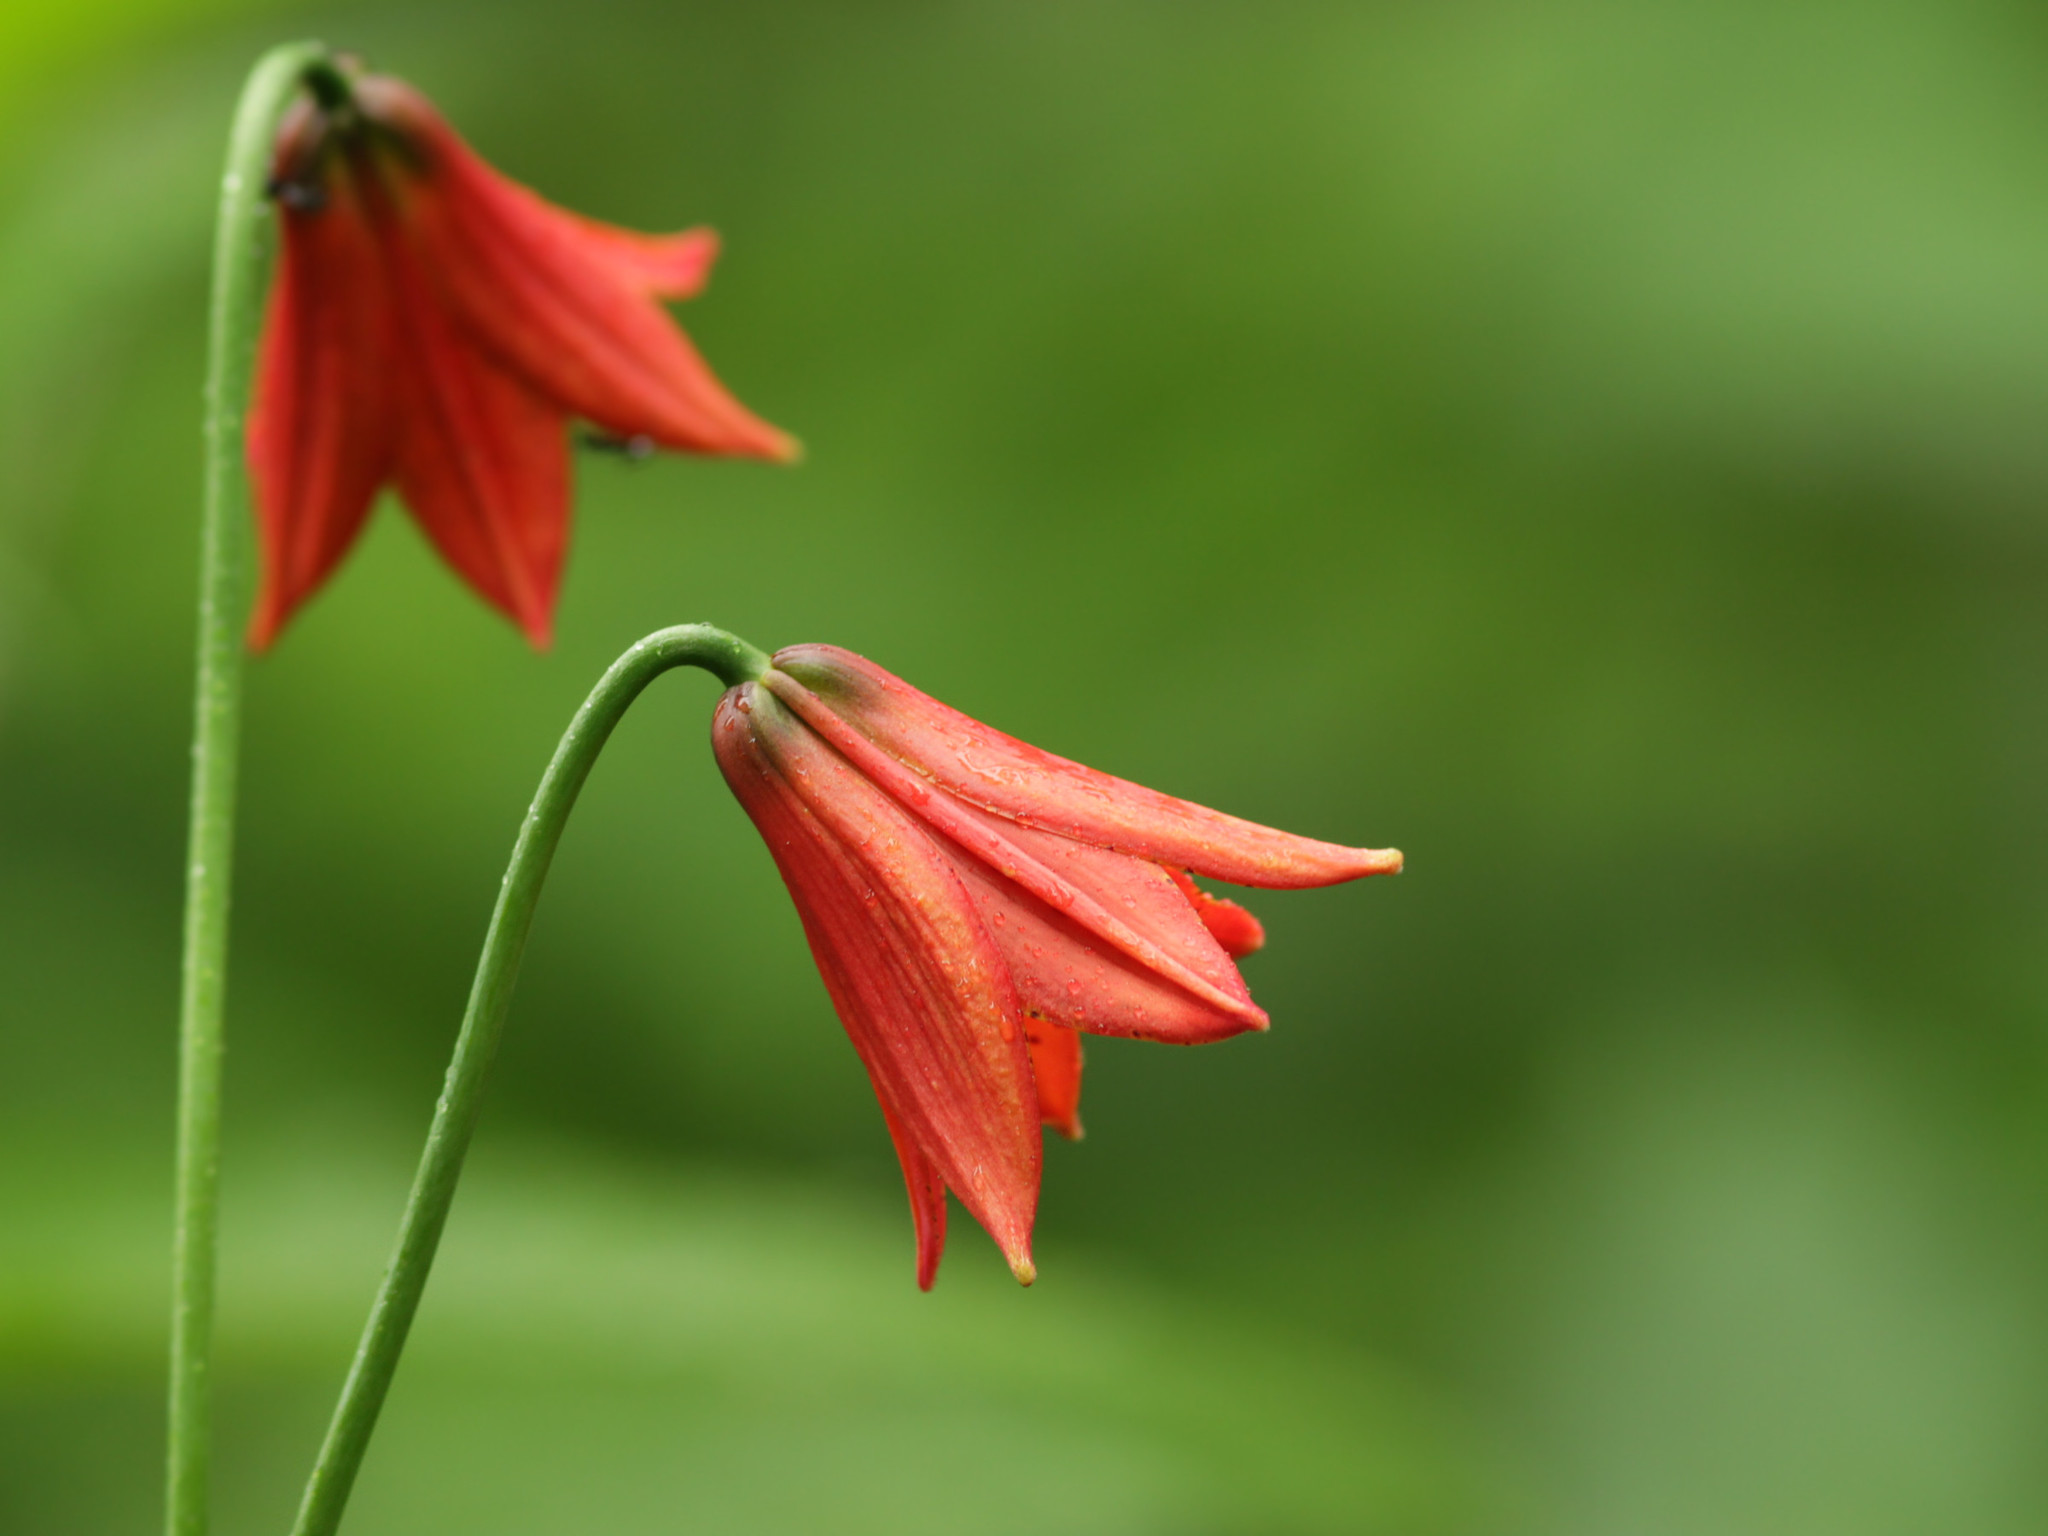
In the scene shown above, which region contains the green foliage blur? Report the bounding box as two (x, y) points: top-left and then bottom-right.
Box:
(6, 0), (2048, 1530)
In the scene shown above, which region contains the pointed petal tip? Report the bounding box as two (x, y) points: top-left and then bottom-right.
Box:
(516, 607), (556, 650)
(246, 567), (290, 650)
(1010, 1255), (1038, 1287)
(246, 586), (294, 652)
(714, 423), (801, 464)
(1340, 846), (1404, 877)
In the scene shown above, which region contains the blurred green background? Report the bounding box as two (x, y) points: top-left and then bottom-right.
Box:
(6, 0), (2048, 1530)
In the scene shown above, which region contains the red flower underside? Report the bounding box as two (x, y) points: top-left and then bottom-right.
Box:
(712, 685), (1041, 1286)
(716, 658), (1397, 1284)
(247, 80), (794, 649)
(716, 671), (1327, 1286)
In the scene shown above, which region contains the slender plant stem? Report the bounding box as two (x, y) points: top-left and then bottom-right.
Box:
(168, 41), (350, 1536)
(289, 625), (769, 1536)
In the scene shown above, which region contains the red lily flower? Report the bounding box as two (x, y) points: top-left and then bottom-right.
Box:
(246, 71), (795, 649)
(712, 645), (1401, 1288)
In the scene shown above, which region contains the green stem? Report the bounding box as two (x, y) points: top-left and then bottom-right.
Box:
(169, 41), (350, 1536)
(289, 625), (769, 1536)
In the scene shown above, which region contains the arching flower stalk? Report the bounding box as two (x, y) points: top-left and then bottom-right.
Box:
(286, 626), (1401, 1534)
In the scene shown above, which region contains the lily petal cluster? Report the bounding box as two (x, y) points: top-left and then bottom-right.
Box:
(247, 71), (795, 649)
(712, 645), (1401, 1288)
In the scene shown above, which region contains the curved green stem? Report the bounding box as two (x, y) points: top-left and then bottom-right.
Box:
(169, 40), (349, 1536)
(289, 625), (769, 1536)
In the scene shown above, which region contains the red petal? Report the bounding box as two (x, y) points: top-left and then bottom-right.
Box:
(712, 684), (1040, 1286)
(876, 1097), (949, 1290)
(1171, 869), (1266, 958)
(952, 849), (1261, 1043)
(380, 221), (569, 647)
(365, 79), (795, 461)
(1023, 1018), (1084, 1140)
(766, 669), (1268, 1033)
(245, 170), (396, 649)
(567, 221), (720, 299)
(771, 646), (1403, 889)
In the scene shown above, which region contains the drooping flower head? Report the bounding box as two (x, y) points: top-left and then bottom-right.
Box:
(712, 645), (1401, 1288)
(247, 68), (795, 649)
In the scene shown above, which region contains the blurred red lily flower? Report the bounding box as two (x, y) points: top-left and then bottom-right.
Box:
(712, 646), (1401, 1288)
(247, 71), (795, 649)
